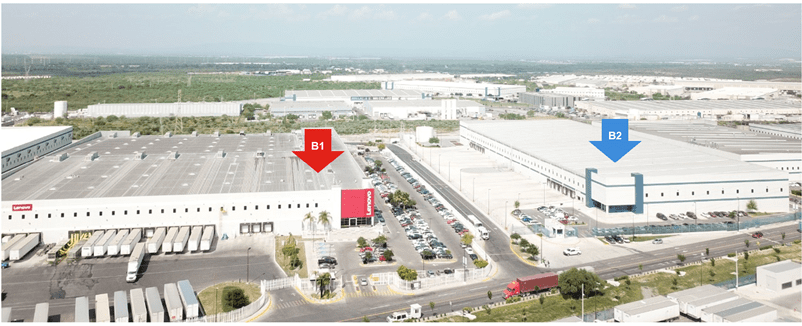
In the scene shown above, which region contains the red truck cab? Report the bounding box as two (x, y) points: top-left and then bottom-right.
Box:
(503, 273), (559, 299)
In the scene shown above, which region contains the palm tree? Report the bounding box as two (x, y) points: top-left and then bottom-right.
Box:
(316, 272), (332, 299)
(303, 212), (316, 242)
(318, 211), (331, 239)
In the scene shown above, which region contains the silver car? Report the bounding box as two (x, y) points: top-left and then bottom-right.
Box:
(652, 238), (663, 244)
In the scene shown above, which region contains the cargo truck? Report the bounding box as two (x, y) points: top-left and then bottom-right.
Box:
(75, 296), (90, 323)
(146, 228), (166, 254)
(127, 242), (146, 282)
(1, 308), (10, 323)
(9, 233), (40, 261)
(177, 280), (199, 319)
(94, 229), (116, 257)
(120, 229), (142, 256)
(114, 290), (129, 322)
(2, 234), (25, 261)
(173, 226), (190, 253)
(82, 231), (105, 257)
(188, 226), (203, 252)
(95, 293), (111, 323)
(145, 287), (165, 322)
(162, 227), (178, 253)
(502, 273), (559, 299)
(67, 239), (86, 261)
(200, 226), (215, 252)
(107, 229), (129, 256)
(130, 288), (148, 322)
(33, 303), (49, 322)
(164, 283), (184, 321)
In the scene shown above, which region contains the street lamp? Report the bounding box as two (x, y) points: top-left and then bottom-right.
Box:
(438, 154), (442, 173)
(505, 201), (509, 231)
(487, 189), (491, 215)
(473, 178), (476, 202)
(246, 247), (252, 283)
(460, 168), (465, 191)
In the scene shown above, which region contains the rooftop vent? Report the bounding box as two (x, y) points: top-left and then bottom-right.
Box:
(168, 151), (179, 160)
(164, 131), (172, 138)
(213, 131), (220, 137)
(84, 151), (99, 162)
(255, 149), (265, 158)
(216, 150), (226, 158)
(53, 153), (69, 162)
(131, 132), (141, 138)
(191, 131), (198, 137)
(266, 130), (272, 136)
(107, 132), (117, 139)
(134, 151), (147, 160)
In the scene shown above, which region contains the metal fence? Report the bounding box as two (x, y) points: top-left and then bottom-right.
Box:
(593, 212), (801, 236)
(263, 276), (296, 292)
(714, 274), (756, 290)
(582, 308), (614, 322)
(370, 264), (492, 291)
(184, 280), (269, 323)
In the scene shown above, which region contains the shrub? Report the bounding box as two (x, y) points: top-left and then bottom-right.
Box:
(677, 254), (686, 263)
(711, 258), (715, 267)
(614, 275), (629, 282)
(760, 245), (772, 251)
(223, 288), (249, 310)
(727, 253), (736, 257)
(473, 259), (489, 268)
(773, 248), (781, 254)
(511, 233), (521, 241)
(463, 307), (472, 313)
(744, 252), (749, 260)
(795, 240), (801, 244)
(539, 295), (545, 305)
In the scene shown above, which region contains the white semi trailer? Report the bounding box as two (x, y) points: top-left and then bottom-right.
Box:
(162, 227), (178, 253)
(164, 283), (184, 322)
(94, 229), (117, 257)
(146, 228), (166, 254)
(200, 226), (215, 252)
(188, 226), (203, 252)
(173, 226), (190, 253)
(177, 280), (199, 319)
(127, 243), (146, 282)
(8, 233), (39, 261)
(130, 288), (148, 323)
(81, 231), (104, 257)
(75, 296), (90, 323)
(95, 293), (111, 323)
(33, 303), (49, 323)
(114, 290), (129, 322)
(107, 229), (129, 256)
(2, 234), (25, 261)
(120, 229), (142, 256)
(145, 287), (165, 322)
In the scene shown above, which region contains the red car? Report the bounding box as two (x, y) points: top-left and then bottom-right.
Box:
(751, 232), (763, 238)
(458, 230), (470, 236)
(379, 255), (387, 261)
(446, 219), (457, 224)
(360, 247), (374, 253)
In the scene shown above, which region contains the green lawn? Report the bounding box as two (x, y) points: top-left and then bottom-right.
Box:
(631, 235), (672, 242)
(197, 281), (261, 314)
(275, 235), (308, 278)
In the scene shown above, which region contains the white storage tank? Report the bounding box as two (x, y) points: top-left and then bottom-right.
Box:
(162, 227), (179, 253)
(415, 126), (435, 143)
(95, 293), (111, 323)
(54, 101), (68, 119)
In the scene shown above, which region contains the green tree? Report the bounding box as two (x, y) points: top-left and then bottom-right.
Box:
(744, 252), (749, 260)
(746, 200), (758, 211)
(377, 143), (386, 151)
(706, 248), (710, 256)
(461, 233), (474, 246)
(519, 238), (530, 248)
(320, 111), (333, 120)
(357, 237), (368, 248)
(223, 288), (250, 310)
(303, 212), (317, 242)
(539, 295), (545, 305)
(372, 235), (387, 246)
(639, 264), (643, 271)
(397, 265), (418, 281)
(382, 249), (394, 262)
(474, 259), (489, 268)
(558, 268), (605, 299)
(487, 290), (492, 301)
(510, 233), (521, 242)
(745, 239), (749, 248)
(514, 200), (520, 209)
(374, 160), (383, 169)
(428, 137), (439, 144)
(429, 301), (435, 313)
(711, 258), (715, 267)
(318, 210), (331, 236)
(316, 272), (332, 299)
(362, 316), (369, 322)
(525, 244), (539, 260)
(677, 254), (686, 263)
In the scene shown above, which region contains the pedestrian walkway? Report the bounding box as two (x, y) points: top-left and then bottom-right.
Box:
(273, 299), (308, 310)
(343, 290), (395, 298)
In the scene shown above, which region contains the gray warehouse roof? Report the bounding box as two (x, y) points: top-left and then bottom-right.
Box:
(2, 129), (364, 201)
(271, 101), (353, 112)
(366, 99), (483, 108)
(460, 120), (783, 180)
(616, 296), (675, 314)
(579, 99), (801, 113)
(285, 89), (422, 98)
(0, 126), (72, 154)
(629, 121), (801, 155)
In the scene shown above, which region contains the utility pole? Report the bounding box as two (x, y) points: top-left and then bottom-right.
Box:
(581, 283), (585, 319)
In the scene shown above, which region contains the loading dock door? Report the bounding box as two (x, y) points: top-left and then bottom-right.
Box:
(239, 223), (250, 234)
(263, 222), (273, 233)
(251, 223), (261, 233)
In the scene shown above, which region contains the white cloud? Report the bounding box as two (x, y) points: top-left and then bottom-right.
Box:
(416, 12), (434, 22)
(733, 4), (772, 11)
(345, 6), (396, 21)
(653, 15), (678, 23)
(317, 4), (347, 19)
(688, 15), (699, 21)
(587, 18), (601, 24)
(349, 6), (373, 20)
(517, 4), (552, 10)
(612, 14), (640, 24)
(374, 9), (397, 21)
(671, 5), (688, 12)
(479, 10), (510, 21)
(187, 4), (218, 16)
(618, 4), (636, 9)
(443, 10), (462, 21)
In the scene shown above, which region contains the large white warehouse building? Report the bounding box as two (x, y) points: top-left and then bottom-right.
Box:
(576, 100), (802, 120)
(86, 102), (243, 118)
(460, 120), (790, 217)
(284, 89), (426, 105)
(364, 99), (486, 120)
(1, 128), (374, 244)
(1, 126), (73, 174)
(387, 81), (525, 99)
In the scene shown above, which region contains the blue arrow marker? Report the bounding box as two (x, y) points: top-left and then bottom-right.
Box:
(589, 119), (641, 163)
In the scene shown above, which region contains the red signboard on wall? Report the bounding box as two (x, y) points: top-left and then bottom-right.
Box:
(12, 204), (32, 211)
(341, 189), (374, 218)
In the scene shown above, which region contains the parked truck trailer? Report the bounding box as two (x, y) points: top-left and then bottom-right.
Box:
(75, 296), (90, 323)
(145, 287), (165, 322)
(177, 280), (199, 319)
(33, 303), (49, 323)
(114, 290), (130, 322)
(82, 231), (105, 257)
(188, 226), (203, 252)
(93, 229), (117, 257)
(107, 229), (129, 256)
(8, 233), (40, 261)
(164, 283), (184, 321)
(173, 226), (190, 253)
(120, 228), (142, 256)
(2, 234), (25, 261)
(130, 288), (148, 323)
(200, 226), (215, 252)
(127, 242), (146, 282)
(502, 273), (559, 299)
(162, 227), (179, 254)
(95, 293), (111, 323)
(146, 227), (166, 254)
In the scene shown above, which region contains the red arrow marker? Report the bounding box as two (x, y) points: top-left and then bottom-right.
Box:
(292, 128), (344, 173)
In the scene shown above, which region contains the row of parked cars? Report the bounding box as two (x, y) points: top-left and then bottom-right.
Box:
(603, 234), (631, 244)
(655, 210), (749, 221)
(358, 240), (391, 264)
(535, 206), (578, 224)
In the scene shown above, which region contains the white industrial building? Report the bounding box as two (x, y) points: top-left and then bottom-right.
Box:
(364, 99), (485, 120)
(387, 81), (525, 99)
(1, 128), (375, 244)
(415, 126), (436, 143)
(1, 126), (73, 174)
(629, 85), (685, 97)
(284, 89), (426, 105)
(540, 87), (605, 99)
(519, 92), (578, 109)
(756, 260), (802, 292)
(270, 101), (354, 118)
(86, 103), (242, 118)
(576, 100), (802, 120)
(330, 73), (453, 82)
(460, 120), (790, 217)
(690, 87), (779, 100)
(750, 123), (802, 140)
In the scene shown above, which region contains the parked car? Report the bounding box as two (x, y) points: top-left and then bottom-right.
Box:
(652, 238), (663, 244)
(752, 232), (763, 238)
(443, 268), (454, 275)
(563, 248), (582, 256)
(318, 256), (338, 266)
(656, 213), (667, 221)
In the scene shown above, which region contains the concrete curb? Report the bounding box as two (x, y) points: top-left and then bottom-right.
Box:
(244, 294), (272, 322)
(509, 241), (539, 267)
(294, 286), (346, 305)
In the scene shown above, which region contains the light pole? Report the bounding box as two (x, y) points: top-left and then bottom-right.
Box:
(505, 201), (509, 231)
(543, 182), (546, 207)
(460, 168), (465, 191)
(438, 154), (442, 173)
(487, 189), (491, 215)
(246, 247), (252, 283)
(473, 178), (476, 202)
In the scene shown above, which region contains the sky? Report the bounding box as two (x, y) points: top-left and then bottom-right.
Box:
(2, 3), (800, 61)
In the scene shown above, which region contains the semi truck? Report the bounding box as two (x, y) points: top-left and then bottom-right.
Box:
(94, 229), (116, 257)
(2, 234), (25, 261)
(173, 226), (190, 253)
(130, 288), (148, 322)
(164, 283), (184, 321)
(162, 227), (179, 253)
(114, 290), (129, 322)
(107, 229), (129, 256)
(200, 225), (215, 252)
(82, 231), (105, 257)
(127, 242), (146, 282)
(120, 228), (142, 256)
(95, 293), (111, 323)
(8, 233), (39, 261)
(188, 226), (203, 252)
(145, 287), (165, 322)
(177, 280), (200, 319)
(146, 227), (166, 254)
(74, 296), (90, 323)
(502, 273), (559, 299)
(33, 303), (49, 323)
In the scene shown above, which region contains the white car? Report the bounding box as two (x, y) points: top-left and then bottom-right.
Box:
(465, 247), (475, 255)
(563, 248), (582, 256)
(700, 212), (711, 219)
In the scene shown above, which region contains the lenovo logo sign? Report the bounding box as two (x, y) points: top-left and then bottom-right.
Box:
(341, 189), (374, 218)
(12, 204), (32, 211)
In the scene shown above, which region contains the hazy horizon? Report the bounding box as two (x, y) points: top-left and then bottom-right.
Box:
(3, 4), (801, 61)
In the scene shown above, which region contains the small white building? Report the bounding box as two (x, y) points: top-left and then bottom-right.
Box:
(756, 260), (802, 292)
